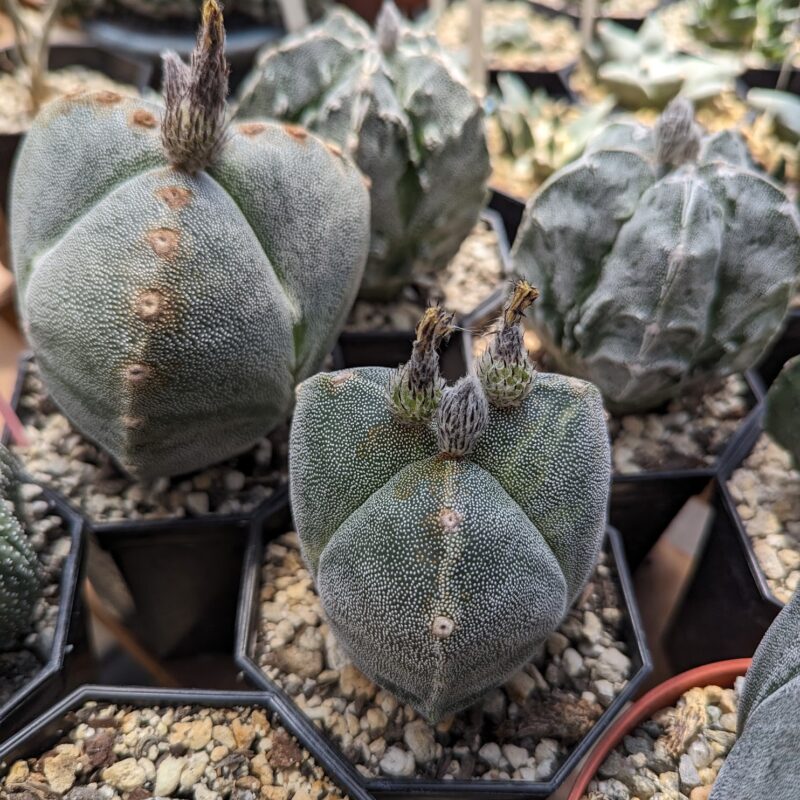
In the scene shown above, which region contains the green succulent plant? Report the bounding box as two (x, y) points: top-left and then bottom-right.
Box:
(289, 283), (611, 721)
(11, 0), (370, 479)
(765, 356), (800, 467)
(0, 445), (40, 649)
(236, 1), (490, 301)
(748, 88), (800, 143)
(512, 98), (800, 414)
(489, 72), (614, 190)
(709, 588), (800, 798)
(586, 17), (742, 109)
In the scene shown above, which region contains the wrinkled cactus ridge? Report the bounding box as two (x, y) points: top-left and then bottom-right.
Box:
(236, 0), (491, 299)
(0, 445), (40, 649)
(11, 0), (370, 478)
(765, 356), (800, 467)
(512, 98), (800, 414)
(710, 589), (800, 798)
(289, 284), (611, 721)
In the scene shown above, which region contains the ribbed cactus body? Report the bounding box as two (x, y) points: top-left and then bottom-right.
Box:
(709, 589), (800, 798)
(0, 446), (40, 649)
(512, 101), (800, 414)
(290, 294), (610, 720)
(236, 3), (491, 300)
(765, 356), (800, 467)
(11, 6), (370, 478)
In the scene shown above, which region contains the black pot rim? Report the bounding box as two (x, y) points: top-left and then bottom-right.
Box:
(0, 485), (85, 728)
(235, 522), (652, 798)
(0, 684), (376, 800)
(718, 405), (785, 610)
(2, 352), (289, 537)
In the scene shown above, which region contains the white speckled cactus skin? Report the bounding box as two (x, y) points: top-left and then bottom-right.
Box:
(0, 445), (40, 649)
(289, 288), (611, 721)
(709, 589), (800, 798)
(11, 2), (370, 479)
(765, 356), (800, 467)
(236, 1), (491, 300)
(512, 99), (800, 414)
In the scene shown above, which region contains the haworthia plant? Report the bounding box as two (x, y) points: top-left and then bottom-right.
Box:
(512, 98), (800, 414)
(236, 1), (491, 300)
(0, 445), (40, 649)
(290, 283), (611, 721)
(765, 356), (800, 467)
(709, 588), (800, 798)
(585, 18), (742, 109)
(11, 0), (370, 478)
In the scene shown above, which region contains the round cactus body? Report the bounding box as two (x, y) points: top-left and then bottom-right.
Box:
(0, 445), (40, 650)
(236, 1), (491, 300)
(765, 356), (800, 467)
(710, 589), (800, 798)
(512, 99), (800, 414)
(11, 2), (370, 479)
(289, 287), (611, 721)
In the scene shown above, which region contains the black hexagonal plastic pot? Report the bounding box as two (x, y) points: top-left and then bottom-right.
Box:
(335, 209), (510, 377)
(3, 353), (293, 662)
(235, 519), (652, 800)
(0, 485), (90, 740)
(0, 685), (376, 800)
(0, 44), (153, 213)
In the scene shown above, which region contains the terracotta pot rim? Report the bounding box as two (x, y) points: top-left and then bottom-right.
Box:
(567, 658), (752, 800)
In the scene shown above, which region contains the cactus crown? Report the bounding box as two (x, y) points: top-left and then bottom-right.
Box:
(161, 0), (230, 173)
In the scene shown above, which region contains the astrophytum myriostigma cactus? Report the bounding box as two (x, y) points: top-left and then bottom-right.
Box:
(512, 98), (800, 414)
(0, 445), (40, 648)
(11, 0), (370, 478)
(236, 1), (491, 300)
(289, 283), (611, 721)
(765, 355), (800, 467)
(709, 588), (800, 798)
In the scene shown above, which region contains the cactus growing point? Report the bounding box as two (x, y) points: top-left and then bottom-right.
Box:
(290, 283), (611, 721)
(236, 0), (491, 300)
(11, 0), (370, 479)
(512, 98), (800, 414)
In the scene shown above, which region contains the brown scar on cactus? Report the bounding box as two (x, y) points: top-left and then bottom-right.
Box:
(94, 91), (123, 106)
(161, 0), (229, 173)
(330, 370), (356, 387)
(388, 306), (454, 424)
(133, 289), (168, 322)
(147, 229), (180, 259)
(122, 415), (145, 430)
(239, 122), (267, 137)
(283, 124), (308, 142)
(157, 186), (192, 209)
(431, 615), (455, 639)
(131, 110), (158, 129)
(438, 507), (463, 532)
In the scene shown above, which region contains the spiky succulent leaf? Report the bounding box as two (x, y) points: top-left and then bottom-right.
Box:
(236, 2), (490, 300)
(0, 445), (40, 649)
(11, 3), (370, 478)
(512, 99), (800, 414)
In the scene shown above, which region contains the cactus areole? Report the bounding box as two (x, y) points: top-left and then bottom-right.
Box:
(512, 98), (800, 414)
(290, 284), (611, 721)
(236, 0), (491, 300)
(10, 0), (370, 478)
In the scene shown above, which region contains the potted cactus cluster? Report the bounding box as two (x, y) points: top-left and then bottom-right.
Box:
(3, 0), (800, 798)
